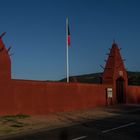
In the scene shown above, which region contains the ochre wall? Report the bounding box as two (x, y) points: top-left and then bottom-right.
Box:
(126, 86), (140, 103)
(0, 35), (110, 115)
(1, 37), (140, 116)
(0, 80), (110, 115)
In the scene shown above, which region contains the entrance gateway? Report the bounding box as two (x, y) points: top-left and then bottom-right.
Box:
(102, 42), (128, 104)
(116, 77), (125, 103)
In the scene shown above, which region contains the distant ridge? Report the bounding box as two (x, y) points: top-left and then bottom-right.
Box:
(60, 72), (102, 84)
(60, 71), (140, 85)
(127, 71), (140, 85)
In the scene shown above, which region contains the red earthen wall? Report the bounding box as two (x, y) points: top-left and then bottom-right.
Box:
(0, 80), (109, 115)
(126, 86), (140, 104)
(1, 38), (140, 116)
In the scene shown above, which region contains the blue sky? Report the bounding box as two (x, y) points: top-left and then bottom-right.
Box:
(0, 0), (140, 80)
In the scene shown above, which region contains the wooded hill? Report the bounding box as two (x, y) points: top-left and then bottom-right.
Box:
(60, 71), (140, 85)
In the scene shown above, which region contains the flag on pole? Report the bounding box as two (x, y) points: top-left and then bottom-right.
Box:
(66, 17), (70, 83)
(67, 19), (70, 47)
(67, 24), (70, 46)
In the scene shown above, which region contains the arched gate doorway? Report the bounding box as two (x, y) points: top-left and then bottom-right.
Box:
(116, 77), (125, 103)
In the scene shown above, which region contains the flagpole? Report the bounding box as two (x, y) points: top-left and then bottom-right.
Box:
(66, 17), (69, 83)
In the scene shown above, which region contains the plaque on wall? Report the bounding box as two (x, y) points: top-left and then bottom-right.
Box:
(107, 88), (113, 98)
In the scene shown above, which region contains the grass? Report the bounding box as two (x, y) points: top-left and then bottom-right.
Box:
(0, 126), (14, 134)
(0, 114), (30, 134)
(1, 114), (30, 121)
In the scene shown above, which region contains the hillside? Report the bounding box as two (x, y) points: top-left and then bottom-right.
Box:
(127, 71), (140, 85)
(60, 71), (140, 85)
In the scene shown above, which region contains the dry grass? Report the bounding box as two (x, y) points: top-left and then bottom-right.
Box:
(0, 108), (116, 138)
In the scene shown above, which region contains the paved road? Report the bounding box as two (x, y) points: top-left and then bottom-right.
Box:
(3, 105), (140, 140)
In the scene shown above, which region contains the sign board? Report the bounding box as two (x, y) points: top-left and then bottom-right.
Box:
(107, 88), (113, 98)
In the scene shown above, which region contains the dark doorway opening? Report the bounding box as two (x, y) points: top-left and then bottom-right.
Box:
(116, 77), (125, 103)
